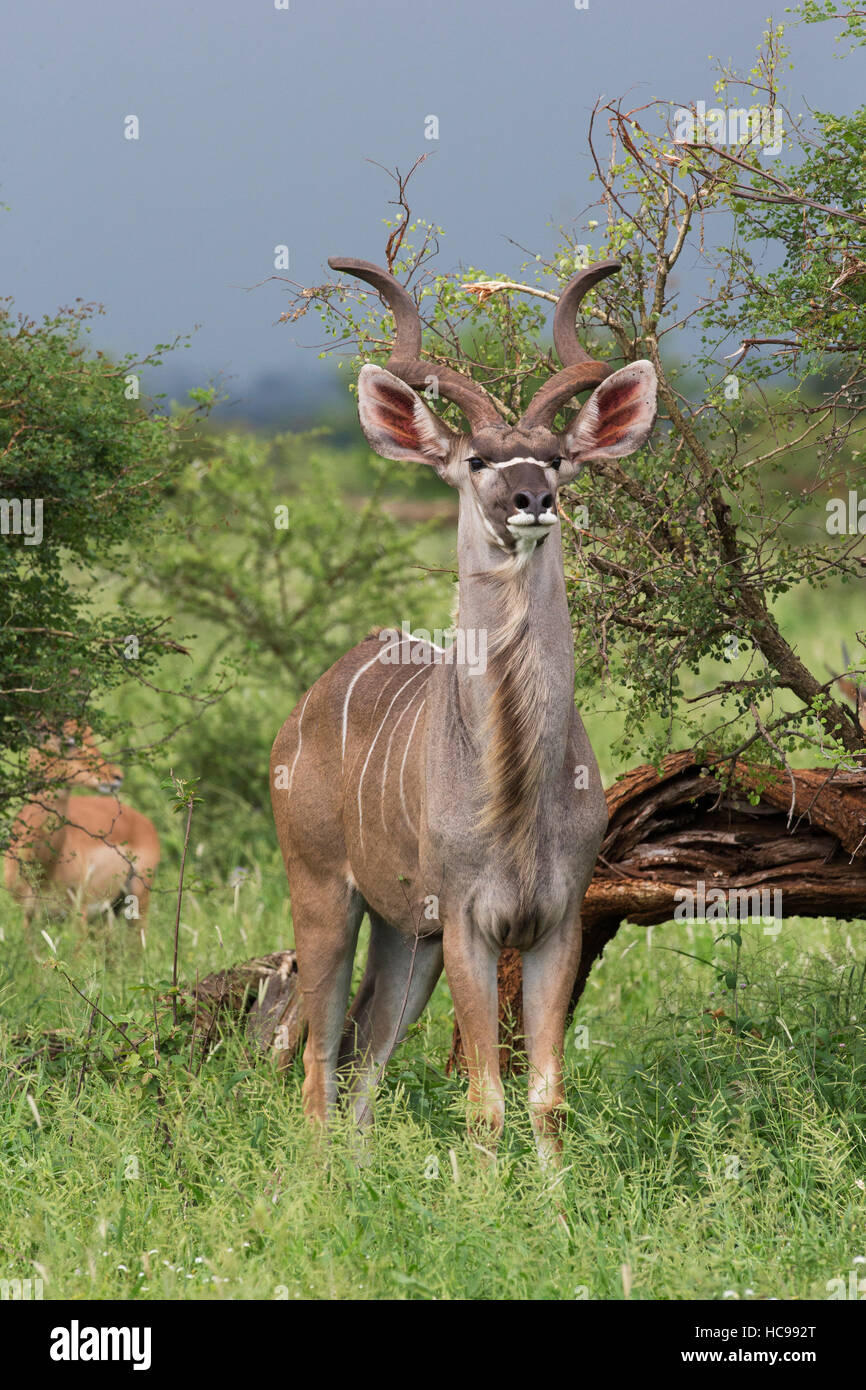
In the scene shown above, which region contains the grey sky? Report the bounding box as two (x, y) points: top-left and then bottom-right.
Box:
(2, 1), (855, 408)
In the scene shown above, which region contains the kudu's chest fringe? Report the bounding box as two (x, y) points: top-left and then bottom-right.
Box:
(472, 561), (563, 891)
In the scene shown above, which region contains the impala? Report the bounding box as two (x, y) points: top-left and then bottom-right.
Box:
(4, 722), (161, 927)
(271, 255), (657, 1159)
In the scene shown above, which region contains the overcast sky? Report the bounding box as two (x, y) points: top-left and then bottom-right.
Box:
(2, 1), (857, 409)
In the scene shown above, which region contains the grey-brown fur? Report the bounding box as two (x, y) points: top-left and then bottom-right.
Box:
(270, 257), (657, 1159)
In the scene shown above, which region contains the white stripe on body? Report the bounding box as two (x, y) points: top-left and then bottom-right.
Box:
(341, 634), (402, 763)
(356, 666), (429, 852)
(399, 700), (426, 837)
(380, 681), (427, 831)
(287, 690), (312, 794)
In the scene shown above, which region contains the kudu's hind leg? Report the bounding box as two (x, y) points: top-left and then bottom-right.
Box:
(290, 867), (364, 1125)
(521, 917), (584, 1168)
(443, 924), (504, 1151)
(341, 911), (443, 1126)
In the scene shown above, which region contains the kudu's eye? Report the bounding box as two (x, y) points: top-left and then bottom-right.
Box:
(468, 456), (487, 472)
(550, 456), (563, 470)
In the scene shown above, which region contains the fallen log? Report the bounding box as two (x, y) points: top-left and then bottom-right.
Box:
(6, 953), (305, 1086)
(176, 950), (304, 1069)
(449, 752), (866, 1072)
(169, 754), (866, 1079)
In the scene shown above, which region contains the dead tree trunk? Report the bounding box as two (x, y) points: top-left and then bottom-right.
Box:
(449, 752), (866, 1073)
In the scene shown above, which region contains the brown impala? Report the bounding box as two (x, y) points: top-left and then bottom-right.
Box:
(271, 255), (657, 1162)
(5, 722), (161, 929)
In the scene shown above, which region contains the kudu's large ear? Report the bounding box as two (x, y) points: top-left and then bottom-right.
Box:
(559, 360), (657, 480)
(357, 364), (456, 473)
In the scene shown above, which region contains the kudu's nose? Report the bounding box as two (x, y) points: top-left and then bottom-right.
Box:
(512, 489), (555, 521)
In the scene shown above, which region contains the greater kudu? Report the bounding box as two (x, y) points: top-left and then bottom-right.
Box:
(271, 255), (657, 1160)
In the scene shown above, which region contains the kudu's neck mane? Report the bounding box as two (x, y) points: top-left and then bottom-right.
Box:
(453, 508), (575, 890)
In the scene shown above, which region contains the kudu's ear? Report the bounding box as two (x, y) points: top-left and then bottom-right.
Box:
(357, 364), (456, 472)
(559, 360), (657, 480)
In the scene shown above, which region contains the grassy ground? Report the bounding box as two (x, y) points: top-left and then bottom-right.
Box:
(2, 856), (865, 1302)
(3, 505), (864, 1301)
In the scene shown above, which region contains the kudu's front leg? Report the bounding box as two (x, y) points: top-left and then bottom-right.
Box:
(289, 867), (364, 1126)
(521, 916), (584, 1168)
(443, 924), (504, 1153)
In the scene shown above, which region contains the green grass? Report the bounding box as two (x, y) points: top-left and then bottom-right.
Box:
(4, 483), (865, 1302)
(2, 859), (865, 1301)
